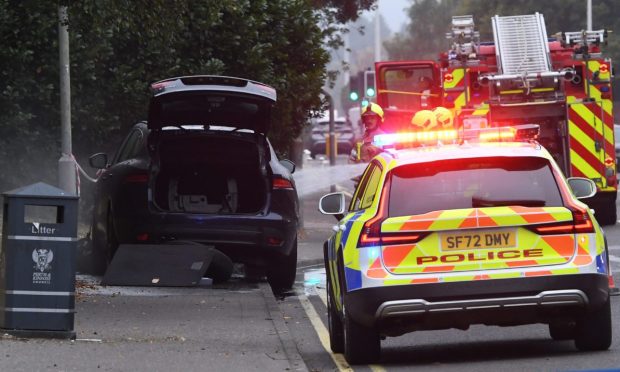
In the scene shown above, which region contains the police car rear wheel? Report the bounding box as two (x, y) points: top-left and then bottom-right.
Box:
(574, 297), (612, 351)
(548, 322), (576, 341)
(343, 305), (380, 364)
(326, 276), (344, 353)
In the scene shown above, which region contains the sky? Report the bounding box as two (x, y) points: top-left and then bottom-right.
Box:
(378, 0), (411, 33)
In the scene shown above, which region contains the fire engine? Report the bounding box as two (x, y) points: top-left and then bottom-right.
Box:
(373, 13), (617, 225)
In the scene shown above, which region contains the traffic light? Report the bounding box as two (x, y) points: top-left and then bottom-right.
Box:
(348, 73), (361, 101)
(364, 70), (376, 98)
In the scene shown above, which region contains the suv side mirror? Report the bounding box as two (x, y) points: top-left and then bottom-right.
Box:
(89, 153), (108, 169)
(319, 192), (346, 220)
(567, 177), (596, 199)
(280, 159), (296, 174)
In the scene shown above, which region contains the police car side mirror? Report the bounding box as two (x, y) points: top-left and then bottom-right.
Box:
(567, 177), (597, 199)
(89, 153), (108, 169)
(319, 192), (346, 220)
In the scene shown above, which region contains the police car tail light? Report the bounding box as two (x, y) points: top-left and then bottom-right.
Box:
(373, 130), (458, 148)
(358, 181), (390, 248)
(381, 232), (429, 245)
(529, 208), (594, 235)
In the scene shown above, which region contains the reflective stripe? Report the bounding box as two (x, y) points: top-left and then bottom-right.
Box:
(5, 290), (74, 296)
(7, 235), (77, 242)
(3, 307), (74, 313)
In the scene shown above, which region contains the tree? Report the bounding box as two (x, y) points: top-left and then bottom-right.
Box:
(0, 0), (362, 193)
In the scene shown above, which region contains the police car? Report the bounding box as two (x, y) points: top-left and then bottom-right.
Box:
(319, 125), (613, 364)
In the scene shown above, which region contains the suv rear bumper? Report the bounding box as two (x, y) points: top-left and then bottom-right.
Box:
(344, 274), (609, 333)
(115, 211), (297, 266)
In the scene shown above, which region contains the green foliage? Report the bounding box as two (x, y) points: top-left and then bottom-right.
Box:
(0, 0), (364, 191)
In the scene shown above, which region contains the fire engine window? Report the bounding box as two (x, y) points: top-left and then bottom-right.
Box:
(381, 67), (435, 111)
(387, 157), (563, 217)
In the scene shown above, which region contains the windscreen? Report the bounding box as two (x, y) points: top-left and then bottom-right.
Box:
(381, 67), (436, 110)
(388, 156), (563, 217)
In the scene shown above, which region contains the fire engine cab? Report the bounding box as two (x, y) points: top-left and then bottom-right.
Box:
(373, 13), (617, 225)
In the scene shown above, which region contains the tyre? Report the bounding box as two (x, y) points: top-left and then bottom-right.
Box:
(266, 237), (298, 293)
(343, 305), (380, 364)
(549, 322), (576, 341)
(574, 297), (612, 351)
(327, 276), (344, 353)
(205, 248), (234, 283)
(167, 240), (233, 283)
(104, 208), (120, 267)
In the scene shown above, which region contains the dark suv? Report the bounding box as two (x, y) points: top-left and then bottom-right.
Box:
(88, 76), (299, 291)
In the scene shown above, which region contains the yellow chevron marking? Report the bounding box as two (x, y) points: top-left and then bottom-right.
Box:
(569, 149), (602, 179)
(570, 103), (605, 139)
(588, 85), (613, 117)
(568, 120), (601, 159)
(445, 68), (465, 89)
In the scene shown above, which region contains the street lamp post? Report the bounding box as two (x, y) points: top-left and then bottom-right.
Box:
(58, 5), (77, 195)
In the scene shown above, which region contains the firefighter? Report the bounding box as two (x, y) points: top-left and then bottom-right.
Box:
(350, 102), (385, 163)
(433, 106), (454, 129)
(411, 109), (438, 130)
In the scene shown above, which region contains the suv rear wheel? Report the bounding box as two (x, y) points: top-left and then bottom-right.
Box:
(266, 237), (297, 292)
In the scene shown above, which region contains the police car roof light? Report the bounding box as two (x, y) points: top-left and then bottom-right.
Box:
(373, 130), (458, 148)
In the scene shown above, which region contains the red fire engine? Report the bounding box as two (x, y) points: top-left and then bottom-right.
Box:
(374, 13), (617, 225)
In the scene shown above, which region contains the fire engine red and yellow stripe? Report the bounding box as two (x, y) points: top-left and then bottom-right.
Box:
(567, 98), (615, 190)
(444, 68), (467, 111)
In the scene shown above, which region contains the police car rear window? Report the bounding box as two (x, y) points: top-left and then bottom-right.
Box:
(387, 156), (563, 217)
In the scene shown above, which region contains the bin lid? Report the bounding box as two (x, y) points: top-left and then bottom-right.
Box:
(3, 182), (78, 200)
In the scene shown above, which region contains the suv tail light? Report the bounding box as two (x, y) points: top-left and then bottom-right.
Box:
(273, 176), (294, 190)
(123, 173), (148, 183)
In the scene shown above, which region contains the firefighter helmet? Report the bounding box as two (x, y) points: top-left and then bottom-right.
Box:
(433, 107), (454, 129)
(361, 102), (384, 122)
(411, 109), (437, 130)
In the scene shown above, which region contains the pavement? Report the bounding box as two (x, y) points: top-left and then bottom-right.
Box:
(0, 155), (363, 371)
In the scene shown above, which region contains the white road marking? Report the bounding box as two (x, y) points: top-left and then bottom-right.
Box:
(609, 245), (620, 251)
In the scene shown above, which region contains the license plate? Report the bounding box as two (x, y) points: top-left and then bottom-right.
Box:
(441, 229), (516, 251)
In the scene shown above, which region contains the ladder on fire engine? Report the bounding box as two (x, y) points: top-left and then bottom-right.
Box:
(492, 13), (552, 77)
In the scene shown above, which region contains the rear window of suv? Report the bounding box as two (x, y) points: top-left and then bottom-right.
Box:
(388, 156), (563, 217)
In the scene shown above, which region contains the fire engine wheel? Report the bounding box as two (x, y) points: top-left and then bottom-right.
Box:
(574, 296), (612, 351)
